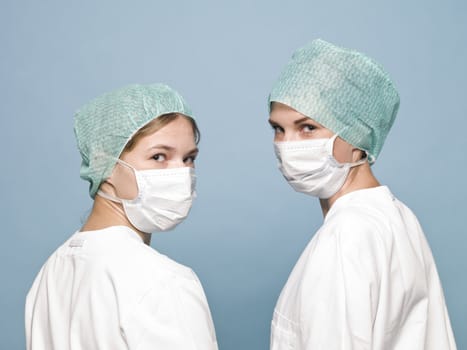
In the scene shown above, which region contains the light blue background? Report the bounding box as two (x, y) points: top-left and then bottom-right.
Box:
(1, 0), (466, 348)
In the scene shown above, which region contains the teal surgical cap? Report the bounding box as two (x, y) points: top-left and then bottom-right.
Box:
(268, 39), (400, 164)
(74, 83), (193, 198)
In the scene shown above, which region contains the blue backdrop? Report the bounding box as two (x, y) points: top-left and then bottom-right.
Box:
(1, 0), (466, 348)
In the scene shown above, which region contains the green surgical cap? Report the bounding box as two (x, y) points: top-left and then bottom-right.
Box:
(268, 39), (400, 164)
(74, 83), (193, 198)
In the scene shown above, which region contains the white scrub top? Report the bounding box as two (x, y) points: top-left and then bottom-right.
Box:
(270, 186), (457, 350)
(25, 226), (218, 350)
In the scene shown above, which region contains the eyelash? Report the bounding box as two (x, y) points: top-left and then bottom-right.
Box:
(184, 155), (197, 164)
(152, 153), (166, 162)
(270, 124), (316, 133)
(300, 124), (316, 132)
(152, 154), (197, 164)
(271, 125), (284, 133)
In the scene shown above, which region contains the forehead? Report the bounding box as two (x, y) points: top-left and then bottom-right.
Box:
(269, 102), (322, 126)
(135, 117), (196, 149)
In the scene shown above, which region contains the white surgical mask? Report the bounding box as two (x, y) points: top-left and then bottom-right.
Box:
(274, 134), (366, 199)
(98, 160), (196, 233)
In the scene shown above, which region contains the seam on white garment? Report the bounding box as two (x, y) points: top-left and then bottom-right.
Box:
(270, 327), (296, 350)
(388, 203), (428, 334)
(174, 273), (217, 349)
(337, 248), (376, 348)
(271, 310), (298, 349)
(139, 244), (197, 280)
(120, 281), (168, 348)
(175, 273), (219, 349)
(324, 187), (388, 223)
(273, 309), (300, 333)
(121, 283), (164, 325)
(273, 309), (300, 326)
(173, 276), (200, 350)
(334, 211), (385, 347)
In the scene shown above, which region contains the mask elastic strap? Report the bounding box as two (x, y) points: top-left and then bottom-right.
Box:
(328, 134), (368, 167)
(349, 156), (367, 168)
(96, 158), (139, 203)
(96, 190), (123, 204)
(326, 134), (340, 154)
(115, 158), (136, 172)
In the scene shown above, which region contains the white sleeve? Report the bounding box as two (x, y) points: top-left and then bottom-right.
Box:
(298, 213), (384, 349)
(122, 272), (218, 350)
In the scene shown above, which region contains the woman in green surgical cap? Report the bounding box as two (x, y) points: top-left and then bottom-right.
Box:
(25, 84), (218, 350)
(268, 39), (457, 349)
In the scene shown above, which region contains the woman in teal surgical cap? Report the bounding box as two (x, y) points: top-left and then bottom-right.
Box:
(268, 39), (457, 349)
(25, 84), (218, 350)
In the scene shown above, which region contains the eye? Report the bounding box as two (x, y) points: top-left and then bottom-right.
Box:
(301, 124), (316, 133)
(183, 155), (197, 165)
(271, 124), (284, 135)
(152, 153), (167, 162)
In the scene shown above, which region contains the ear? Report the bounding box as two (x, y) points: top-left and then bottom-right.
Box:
(105, 169), (116, 185)
(103, 164), (120, 187)
(103, 177), (115, 186)
(104, 161), (139, 200)
(351, 147), (367, 162)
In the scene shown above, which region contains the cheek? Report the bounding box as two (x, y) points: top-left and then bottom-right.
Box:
(111, 163), (139, 199)
(308, 128), (333, 140)
(273, 132), (284, 142)
(332, 139), (354, 163)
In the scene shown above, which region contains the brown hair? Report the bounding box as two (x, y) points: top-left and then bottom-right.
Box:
(123, 113), (200, 153)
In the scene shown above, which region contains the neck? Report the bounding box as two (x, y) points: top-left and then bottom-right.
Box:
(81, 187), (152, 245)
(319, 162), (380, 217)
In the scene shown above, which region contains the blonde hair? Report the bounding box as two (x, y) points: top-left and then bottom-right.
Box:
(122, 113), (200, 153)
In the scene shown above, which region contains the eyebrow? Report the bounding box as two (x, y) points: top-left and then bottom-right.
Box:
(268, 117), (313, 126)
(185, 147), (199, 156)
(149, 145), (199, 156)
(149, 145), (175, 151)
(268, 119), (279, 126)
(294, 117), (312, 125)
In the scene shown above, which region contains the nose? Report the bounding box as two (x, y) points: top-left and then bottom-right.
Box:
(281, 130), (301, 142)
